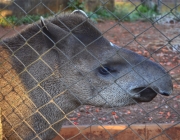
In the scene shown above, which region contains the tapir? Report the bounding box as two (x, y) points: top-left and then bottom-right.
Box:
(0, 10), (172, 140)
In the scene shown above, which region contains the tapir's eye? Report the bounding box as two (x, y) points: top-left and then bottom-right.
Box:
(98, 66), (115, 75)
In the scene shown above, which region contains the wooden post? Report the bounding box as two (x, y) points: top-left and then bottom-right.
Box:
(84, 0), (114, 12)
(175, 0), (177, 13)
(84, 0), (100, 12)
(157, 0), (162, 14)
(101, 0), (115, 11)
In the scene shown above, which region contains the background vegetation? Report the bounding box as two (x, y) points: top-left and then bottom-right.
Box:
(0, 1), (179, 27)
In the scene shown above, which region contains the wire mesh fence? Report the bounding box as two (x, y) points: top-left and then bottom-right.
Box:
(0, 0), (180, 140)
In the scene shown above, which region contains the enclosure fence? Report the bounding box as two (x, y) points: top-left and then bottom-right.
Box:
(0, 0), (180, 140)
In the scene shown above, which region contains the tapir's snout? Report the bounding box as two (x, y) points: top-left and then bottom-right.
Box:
(122, 49), (173, 102)
(89, 42), (173, 107)
(130, 85), (172, 103)
(129, 61), (173, 102)
(117, 47), (173, 103)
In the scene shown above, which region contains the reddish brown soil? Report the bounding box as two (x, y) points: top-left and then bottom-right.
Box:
(0, 21), (179, 127)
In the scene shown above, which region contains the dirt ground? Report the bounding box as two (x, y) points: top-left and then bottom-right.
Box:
(0, 20), (180, 127)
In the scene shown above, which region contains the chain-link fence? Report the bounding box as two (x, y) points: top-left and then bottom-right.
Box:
(0, 0), (180, 140)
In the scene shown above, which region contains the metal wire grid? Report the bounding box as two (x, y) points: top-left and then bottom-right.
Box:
(0, 0), (179, 140)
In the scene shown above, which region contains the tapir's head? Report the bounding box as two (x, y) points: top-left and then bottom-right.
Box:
(40, 10), (173, 108)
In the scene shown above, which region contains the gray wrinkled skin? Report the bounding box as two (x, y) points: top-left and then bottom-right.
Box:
(0, 11), (172, 140)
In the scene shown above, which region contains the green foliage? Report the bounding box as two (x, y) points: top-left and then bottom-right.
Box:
(112, 5), (132, 21)
(0, 18), (10, 27)
(0, 14), (50, 27)
(86, 5), (130, 21)
(133, 5), (158, 20)
(68, 0), (85, 10)
(87, 4), (158, 22)
(87, 8), (114, 21)
(0, 2), (159, 27)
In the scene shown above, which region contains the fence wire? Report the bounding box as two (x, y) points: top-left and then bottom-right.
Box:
(0, 0), (180, 140)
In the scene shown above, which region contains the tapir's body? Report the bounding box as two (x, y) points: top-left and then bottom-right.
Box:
(0, 11), (172, 140)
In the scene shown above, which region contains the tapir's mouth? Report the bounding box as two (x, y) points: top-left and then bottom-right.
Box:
(131, 87), (158, 102)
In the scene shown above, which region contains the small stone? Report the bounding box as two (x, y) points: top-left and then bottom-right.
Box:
(68, 113), (74, 118)
(79, 107), (85, 112)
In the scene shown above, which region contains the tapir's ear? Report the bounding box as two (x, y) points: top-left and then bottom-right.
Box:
(40, 16), (47, 30)
(71, 10), (88, 18)
(40, 16), (68, 43)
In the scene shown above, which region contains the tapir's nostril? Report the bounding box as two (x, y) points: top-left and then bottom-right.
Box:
(130, 86), (171, 102)
(130, 87), (157, 102)
(159, 92), (170, 96)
